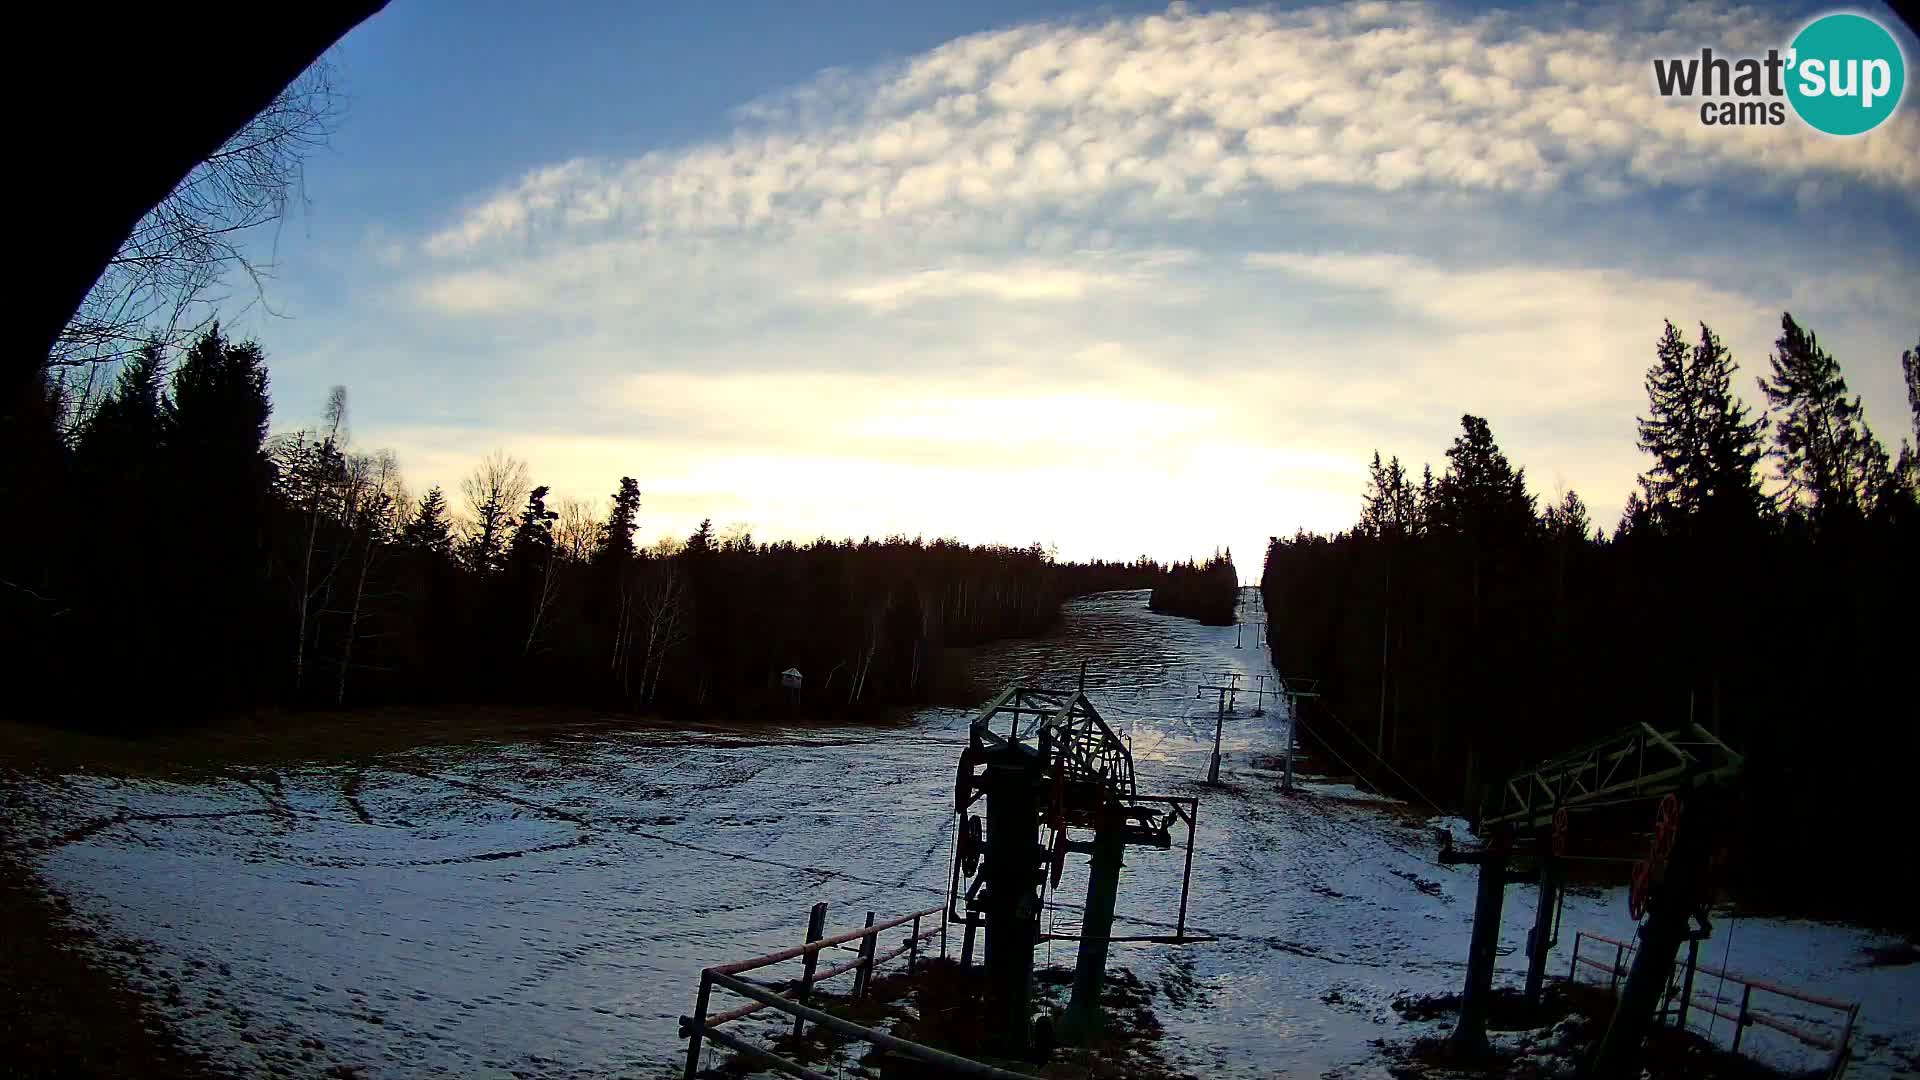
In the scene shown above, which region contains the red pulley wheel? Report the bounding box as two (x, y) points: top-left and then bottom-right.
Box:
(1652, 794), (1681, 864)
(1628, 859), (1651, 921)
(1551, 808), (1569, 857)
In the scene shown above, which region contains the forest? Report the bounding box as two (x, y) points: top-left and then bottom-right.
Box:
(1261, 314), (1920, 928)
(0, 327), (1184, 726)
(1147, 552), (1241, 625)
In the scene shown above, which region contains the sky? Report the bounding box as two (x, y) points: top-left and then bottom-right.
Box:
(224, 0), (1920, 578)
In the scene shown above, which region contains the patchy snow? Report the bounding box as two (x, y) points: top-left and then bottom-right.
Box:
(7, 591), (1916, 1079)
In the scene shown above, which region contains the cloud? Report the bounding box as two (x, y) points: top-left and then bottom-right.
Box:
(416, 2), (1918, 262)
(267, 2), (1920, 575)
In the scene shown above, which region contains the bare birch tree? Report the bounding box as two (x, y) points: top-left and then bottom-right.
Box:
(637, 558), (693, 706)
(334, 450), (403, 704)
(554, 497), (602, 564)
(272, 386), (348, 696)
(459, 451), (530, 574)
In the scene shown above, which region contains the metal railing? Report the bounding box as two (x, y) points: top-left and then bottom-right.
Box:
(680, 902), (1032, 1079)
(1568, 930), (1861, 1079)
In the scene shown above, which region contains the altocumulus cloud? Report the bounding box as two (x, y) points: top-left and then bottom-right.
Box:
(360, 1), (1919, 571)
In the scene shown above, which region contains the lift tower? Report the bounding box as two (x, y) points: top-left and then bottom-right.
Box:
(1438, 721), (1743, 1075)
(949, 684), (1204, 1052)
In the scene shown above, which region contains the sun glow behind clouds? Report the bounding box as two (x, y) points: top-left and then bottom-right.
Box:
(293, 2), (1920, 577)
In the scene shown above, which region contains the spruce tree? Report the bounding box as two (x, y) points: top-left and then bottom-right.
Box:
(1688, 324), (1769, 533)
(1362, 452), (1391, 538)
(1385, 456), (1417, 537)
(1416, 464), (1435, 535)
(598, 477), (641, 563)
(1429, 414), (1536, 543)
(1757, 313), (1891, 523)
(77, 341), (166, 469)
(402, 487), (455, 558)
(1634, 321), (1766, 534)
(508, 486), (558, 568)
(156, 324), (274, 699)
(1542, 489), (1593, 544)
(1635, 321), (1695, 525)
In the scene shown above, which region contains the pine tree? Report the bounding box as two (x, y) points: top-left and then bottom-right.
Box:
(685, 517), (715, 556)
(1429, 415), (1536, 543)
(597, 477), (641, 564)
(1634, 321), (1767, 534)
(1363, 453), (1421, 539)
(1386, 456), (1418, 537)
(1635, 321), (1695, 524)
(1542, 489), (1593, 544)
(509, 485), (558, 566)
(1416, 464), (1436, 535)
(164, 324), (272, 470)
(1757, 313), (1891, 523)
(155, 324), (274, 698)
(1688, 324), (1769, 532)
(508, 485), (561, 656)
(1616, 491), (1654, 541)
(1362, 452), (1391, 538)
(77, 342), (166, 469)
(402, 487), (454, 558)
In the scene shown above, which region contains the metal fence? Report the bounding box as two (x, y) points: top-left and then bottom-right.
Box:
(679, 902), (1032, 1080)
(1568, 930), (1861, 1079)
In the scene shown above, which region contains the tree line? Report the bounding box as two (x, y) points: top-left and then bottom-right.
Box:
(1260, 314), (1919, 927)
(1147, 552), (1240, 625)
(2, 326), (1189, 726)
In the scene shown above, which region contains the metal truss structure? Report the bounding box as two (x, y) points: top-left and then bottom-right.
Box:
(1482, 722), (1746, 831)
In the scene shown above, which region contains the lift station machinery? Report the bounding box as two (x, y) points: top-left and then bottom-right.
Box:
(1437, 721), (1744, 1078)
(947, 683), (1204, 1054)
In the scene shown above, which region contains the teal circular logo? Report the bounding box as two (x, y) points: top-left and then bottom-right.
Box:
(1787, 13), (1905, 135)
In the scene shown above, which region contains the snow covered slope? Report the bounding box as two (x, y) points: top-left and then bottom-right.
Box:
(7, 591), (1914, 1078)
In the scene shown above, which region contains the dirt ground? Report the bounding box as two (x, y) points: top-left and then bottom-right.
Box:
(1375, 982), (1819, 1080)
(0, 845), (232, 1080)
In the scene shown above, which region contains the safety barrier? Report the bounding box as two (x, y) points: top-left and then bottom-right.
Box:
(1568, 930), (1861, 1079)
(679, 902), (1033, 1079)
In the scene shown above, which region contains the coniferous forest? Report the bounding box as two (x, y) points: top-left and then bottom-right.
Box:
(1147, 552), (1241, 625)
(1, 326), (1184, 726)
(1261, 315), (1920, 928)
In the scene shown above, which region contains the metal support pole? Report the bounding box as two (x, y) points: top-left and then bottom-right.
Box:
(1830, 1005), (1858, 1079)
(1677, 938), (1699, 1031)
(1282, 697), (1298, 793)
(1732, 984), (1753, 1053)
(1611, 943), (1625, 997)
(683, 971), (713, 1080)
(908, 914), (921, 974)
(1448, 851), (1509, 1060)
(1175, 801), (1196, 940)
(981, 755), (1041, 1052)
(853, 910), (877, 999)
(940, 909), (949, 960)
(1569, 933), (1582, 983)
(1524, 857), (1561, 1010)
(792, 901), (828, 1040)
(1208, 689), (1225, 784)
(1062, 817), (1126, 1042)
(1593, 789), (1718, 1080)
(961, 918), (977, 968)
